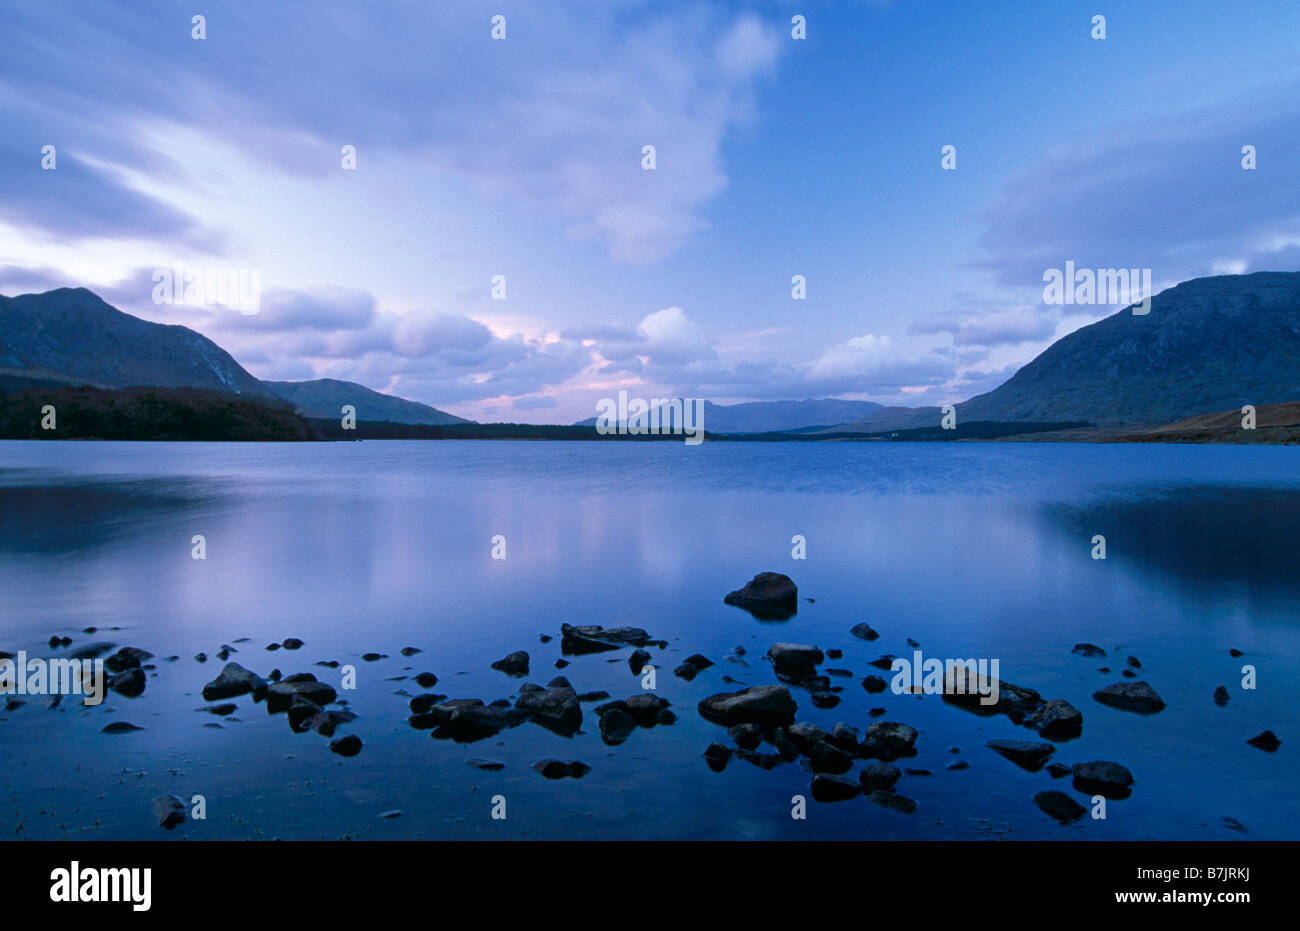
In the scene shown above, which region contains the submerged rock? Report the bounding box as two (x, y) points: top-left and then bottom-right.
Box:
(1213, 685), (1230, 706)
(534, 759), (590, 779)
(1035, 790), (1086, 823)
(490, 651), (530, 676)
(850, 623), (880, 641)
(108, 668), (146, 698)
(727, 722), (763, 750)
(986, 739), (1056, 771)
(152, 795), (187, 829)
(101, 721), (143, 734)
(867, 790), (916, 814)
(1246, 730), (1282, 752)
(599, 708), (637, 745)
(811, 774), (861, 802)
(861, 721), (919, 761)
(1072, 760), (1134, 798)
(330, 734), (363, 756)
(724, 572), (798, 619)
(1092, 681), (1165, 714)
(1072, 643), (1106, 658)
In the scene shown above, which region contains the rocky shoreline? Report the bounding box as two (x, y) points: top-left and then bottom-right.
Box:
(1, 572), (1282, 835)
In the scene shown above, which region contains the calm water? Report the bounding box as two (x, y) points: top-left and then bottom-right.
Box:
(0, 440), (1296, 840)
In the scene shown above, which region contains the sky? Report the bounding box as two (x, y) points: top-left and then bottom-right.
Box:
(2, 0), (1299, 423)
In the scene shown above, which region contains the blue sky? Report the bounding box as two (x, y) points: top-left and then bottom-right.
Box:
(2, 0), (1298, 422)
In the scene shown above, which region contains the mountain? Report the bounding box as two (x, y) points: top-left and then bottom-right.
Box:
(831, 272), (1300, 431)
(576, 398), (882, 433)
(264, 378), (471, 425)
(0, 287), (271, 397)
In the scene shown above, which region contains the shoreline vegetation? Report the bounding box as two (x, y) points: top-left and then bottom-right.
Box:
(2, 385), (1298, 444)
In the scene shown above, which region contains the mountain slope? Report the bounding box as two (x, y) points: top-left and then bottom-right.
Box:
(576, 397), (882, 433)
(832, 272), (1300, 431)
(0, 287), (271, 397)
(264, 378), (471, 425)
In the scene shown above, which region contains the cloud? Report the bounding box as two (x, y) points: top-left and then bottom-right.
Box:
(1, 1), (784, 263)
(972, 83), (1300, 291)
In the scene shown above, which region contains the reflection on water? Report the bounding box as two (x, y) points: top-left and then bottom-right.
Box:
(0, 441), (1296, 840)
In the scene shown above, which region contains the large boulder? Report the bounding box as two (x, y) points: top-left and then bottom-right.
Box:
(698, 685), (797, 727)
(723, 572), (798, 619)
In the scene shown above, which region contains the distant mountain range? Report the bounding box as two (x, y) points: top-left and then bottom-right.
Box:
(575, 398), (883, 434)
(825, 271), (1300, 432)
(4, 272), (1299, 438)
(0, 287), (470, 426)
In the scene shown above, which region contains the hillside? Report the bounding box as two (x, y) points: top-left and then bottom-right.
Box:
(264, 378), (471, 425)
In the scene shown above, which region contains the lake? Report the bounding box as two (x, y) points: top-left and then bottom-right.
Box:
(0, 440), (1295, 840)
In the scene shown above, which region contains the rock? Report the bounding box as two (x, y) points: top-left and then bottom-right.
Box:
(906, 638), (920, 649)
(545, 676), (572, 689)
(942, 673), (1043, 722)
(490, 651), (530, 676)
(105, 647), (152, 673)
(768, 729), (801, 762)
(266, 677), (336, 712)
(152, 795), (187, 829)
(850, 623), (879, 641)
(1072, 643), (1106, 658)
(1121, 669), (1136, 678)
(861, 675), (887, 694)
(560, 624), (651, 655)
(825, 668), (853, 678)
(108, 668), (146, 698)
(802, 676), (831, 692)
(577, 691), (609, 702)
(723, 572), (798, 618)
(435, 704), (531, 742)
(1093, 681), (1165, 714)
(657, 708), (677, 726)
(266, 642), (281, 651)
(101, 722), (143, 733)
(766, 643), (825, 682)
(628, 650), (652, 674)
(202, 663), (268, 702)
(554, 659), (569, 669)
(698, 685), (797, 727)
(811, 774), (861, 802)
(534, 759), (590, 779)
(868, 655), (896, 670)
(787, 722), (828, 753)
(68, 642), (115, 660)
(1247, 730), (1282, 752)
(1213, 685), (1230, 706)
(194, 652), (207, 663)
(514, 686), (582, 735)
(1126, 655), (1141, 668)
(197, 703), (237, 716)
(868, 790), (916, 813)
(947, 759), (969, 771)
(735, 749), (786, 770)
(699, 744), (730, 773)
(467, 758), (505, 770)
(728, 723), (763, 750)
(674, 663), (699, 681)
(409, 693), (449, 714)
(400, 647), (421, 656)
(868, 707), (887, 717)
(625, 694), (671, 725)
(826, 648), (842, 659)
(810, 692), (840, 709)
(807, 740), (853, 774)
(1073, 760), (1134, 798)
(684, 654), (714, 669)
(597, 708), (636, 745)
(1047, 762), (1072, 779)
(986, 739), (1056, 771)
(362, 652), (386, 662)
(861, 721), (919, 761)
(330, 735), (363, 756)
(828, 723), (860, 753)
(1229, 648), (1244, 657)
(282, 638), (304, 650)
(1024, 699), (1083, 739)
(304, 710), (356, 736)
(1035, 790), (1086, 823)
(287, 694), (325, 731)
(415, 672), (439, 688)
